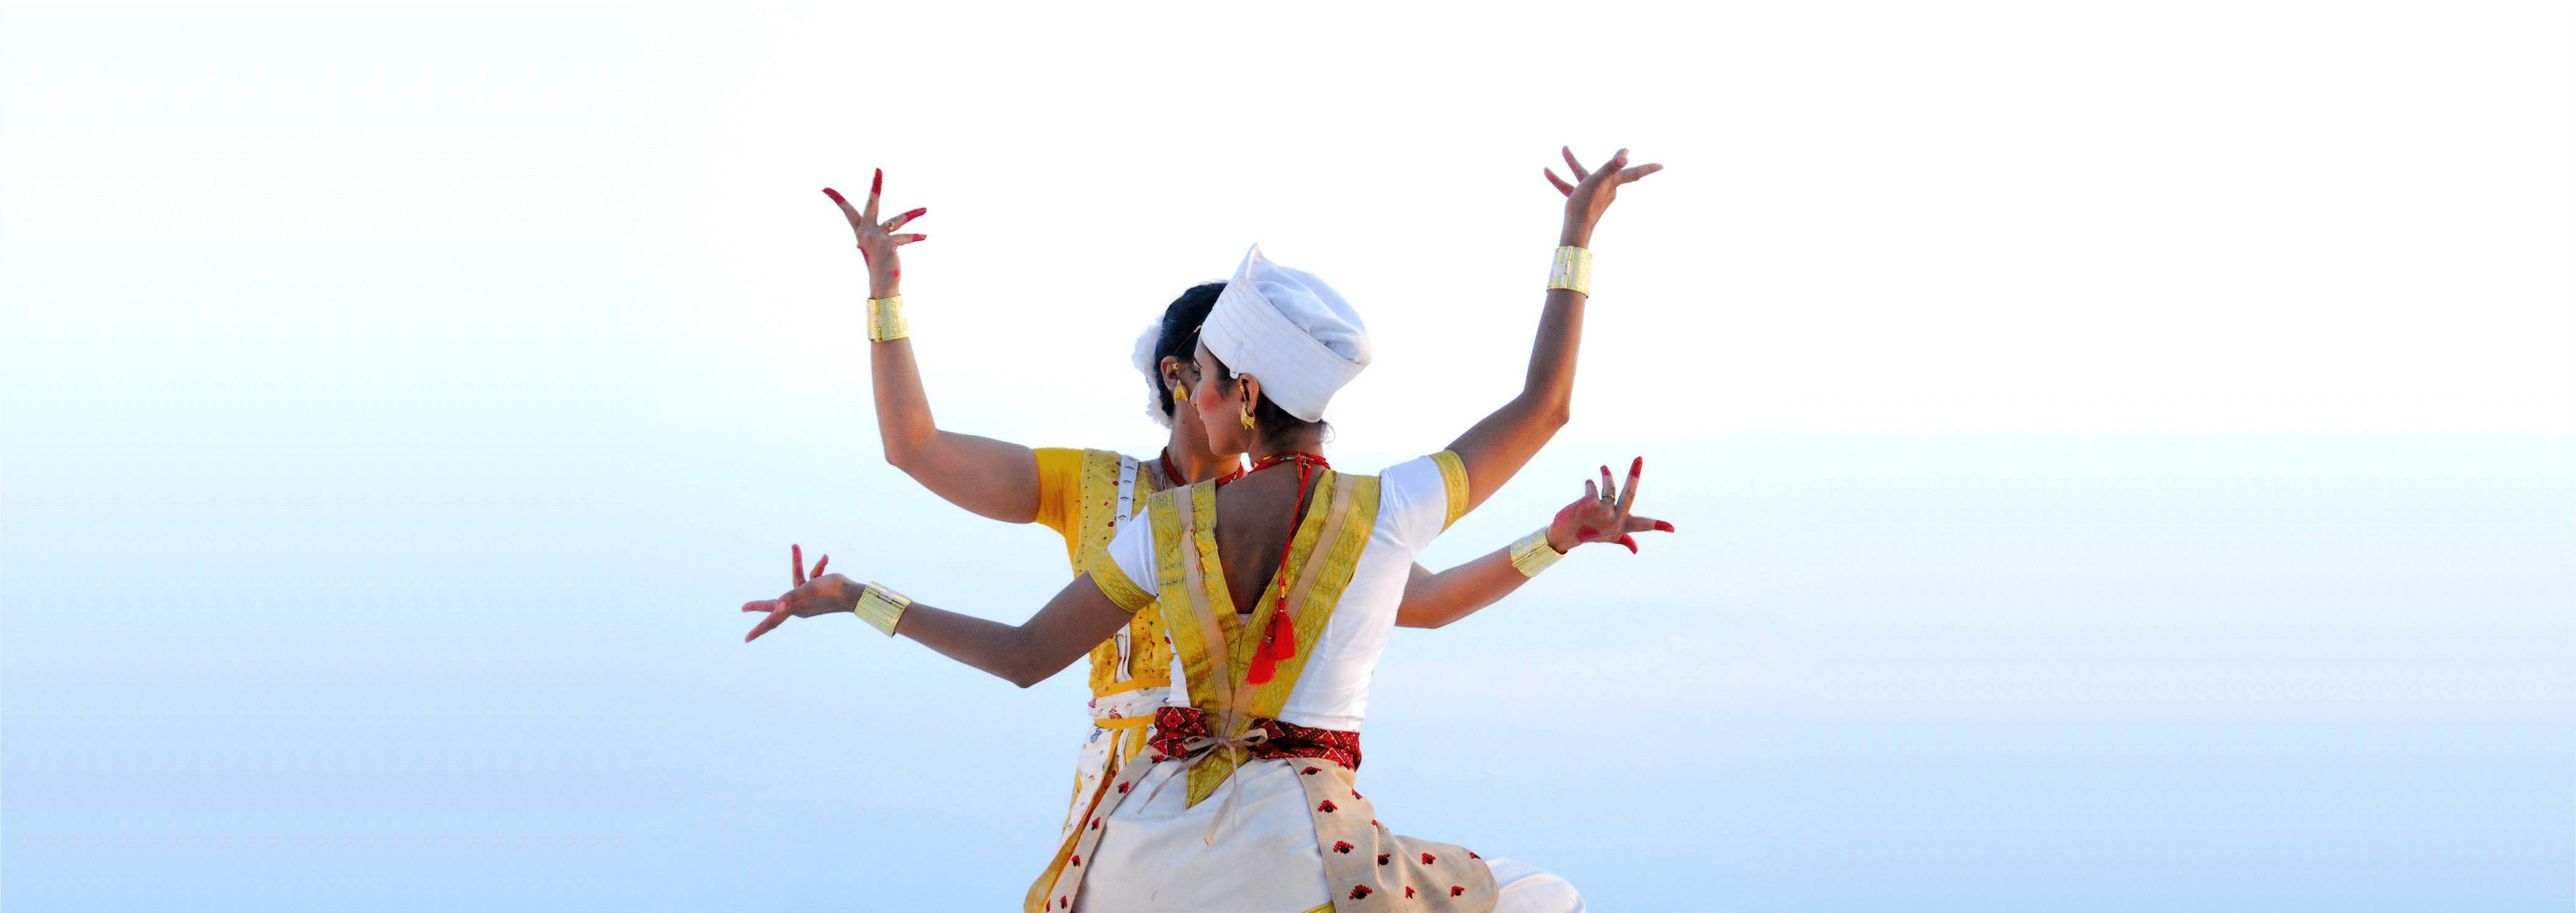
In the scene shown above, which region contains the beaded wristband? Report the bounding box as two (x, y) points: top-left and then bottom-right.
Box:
(1546, 246), (1593, 296)
(1506, 527), (1568, 578)
(866, 295), (908, 342)
(854, 581), (911, 637)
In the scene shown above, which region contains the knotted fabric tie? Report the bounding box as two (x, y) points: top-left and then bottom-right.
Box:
(1141, 707), (1365, 844)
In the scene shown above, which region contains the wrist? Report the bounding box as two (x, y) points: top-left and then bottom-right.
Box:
(1545, 525), (1578, 554)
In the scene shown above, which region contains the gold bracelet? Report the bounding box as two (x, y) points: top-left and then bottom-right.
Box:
(866, 295), (909, 342)
(1507, 527), (1567, 578)
(1546, 246), (1593, 296)
(854, 581), (911, 637)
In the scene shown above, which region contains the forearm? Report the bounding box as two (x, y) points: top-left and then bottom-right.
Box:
(1394, 527), (1574, 629)
(891, 602), (1052, 687)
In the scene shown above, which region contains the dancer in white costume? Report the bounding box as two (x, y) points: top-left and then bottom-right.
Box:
(742, 147), (1663, 912)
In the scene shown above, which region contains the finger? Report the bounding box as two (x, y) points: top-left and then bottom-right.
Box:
(792, 544), (806, 586)
(1624, 514), (1674, 534)
(862, 168), (882, 223)
(1616, 534), (1638, 554)
(823, 187), (861, 223)
(1560, 146), (1590, 180)
(1616, 456), (1643, 514)
(882, 206), (927, 232)
(742, 599), (782, 614)
(1599, 464), (1617, 500)
(892, 233), (929, 245)
(1587, 149), (1630, 185)
(1616, 162), (1665, 184)
(744, 607), (789, 642)
(1583, 479), (1599, 503)
(811, 554), (829, 578)
(1544, 168), (1576, 196)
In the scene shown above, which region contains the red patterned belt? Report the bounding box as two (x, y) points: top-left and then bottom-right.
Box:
(1147, 705), (1363, 771)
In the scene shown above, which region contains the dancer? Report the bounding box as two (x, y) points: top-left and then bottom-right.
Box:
(747, 146), (1662, 912)
(809, 169), (1669, 836)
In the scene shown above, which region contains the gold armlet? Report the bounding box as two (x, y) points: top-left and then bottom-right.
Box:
(866, 295), (909, 342)
(1546, 246), (1593, 296)
(854, 581), (912, 637)
(1507, 527), (1567, 578)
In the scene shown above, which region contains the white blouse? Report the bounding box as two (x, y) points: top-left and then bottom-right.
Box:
(1092, 452), (1461, 731)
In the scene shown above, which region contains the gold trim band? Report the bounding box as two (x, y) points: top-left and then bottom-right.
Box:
(855, 581), (910, 636)
(1507, 527), (1567, 578)
(1546, 246), (1593, 296)
(866, 295), (909, 342)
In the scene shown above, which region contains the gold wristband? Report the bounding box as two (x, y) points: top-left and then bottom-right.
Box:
(1507, 527), (1568, 578)
(1546, 246), (1593, 296)
(866, 295), (908, 342)
(854, 581), (911, 637)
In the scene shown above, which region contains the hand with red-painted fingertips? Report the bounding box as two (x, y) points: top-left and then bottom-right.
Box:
(1544, 456), (1675, 555)
(741, 544), (857, 642)
(822, 167), (930, 298)
(1541, 146), (1663, 248)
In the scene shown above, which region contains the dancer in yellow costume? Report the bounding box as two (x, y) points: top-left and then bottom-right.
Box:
(814, 169), (1671, 837)
(748, 144), (1668, 912)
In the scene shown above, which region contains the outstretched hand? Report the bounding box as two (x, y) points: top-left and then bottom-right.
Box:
(1544, 146), (1663, 247)
(741, 544), (859, 642)
(1545, 457), (1676, 554)
(822, 169), (928, 285)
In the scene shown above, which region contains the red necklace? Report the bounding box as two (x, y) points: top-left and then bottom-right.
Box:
(1220, 450), (1329, 684)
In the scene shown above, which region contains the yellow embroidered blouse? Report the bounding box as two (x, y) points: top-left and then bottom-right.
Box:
(1032, 448), (1171, 700)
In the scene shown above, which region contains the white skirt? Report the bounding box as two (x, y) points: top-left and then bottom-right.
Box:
(1073, 757), (1584, 913)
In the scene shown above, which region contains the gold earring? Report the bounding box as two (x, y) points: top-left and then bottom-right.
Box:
(1171, 382), (1189, 402)
(1239, 403), (1257, 431)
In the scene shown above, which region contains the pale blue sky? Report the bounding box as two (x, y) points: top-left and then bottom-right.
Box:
(4, 6), (2571, 911)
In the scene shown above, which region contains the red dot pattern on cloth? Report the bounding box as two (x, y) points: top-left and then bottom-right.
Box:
(1467, 850), (1480, 858)
(1451, 886), (1466, 897)
(1303, 766), (1321, 775)
(1333, 840), (1354, 853)
(1352, 789), (1363, 798)
(1405, 887), (1417, 898)
(1349, 885), (1373, 899)
(1422, 852), (1437, 865)
(1069, 855), (1079, 867)
(1377, 853), (1391, 865)
(1317, 800), (1337, 813)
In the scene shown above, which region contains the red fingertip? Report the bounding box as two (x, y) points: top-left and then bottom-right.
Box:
(1618, 534), (1638, 554)
(1631, 456), (1643, 475)
(792, 544), (806, 584)
(811, 555), (829, 576)
(822, 187), (846, 205)
(1653, 520), (1676, 532)
(900, 207), (926, 220)
(870, 169), (882, 194)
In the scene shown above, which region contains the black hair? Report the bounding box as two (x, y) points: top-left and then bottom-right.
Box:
(1208, 350), (1331, 450)
(1148, 283), (1226, 420)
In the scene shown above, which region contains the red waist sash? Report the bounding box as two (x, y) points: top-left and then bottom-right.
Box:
(1147, 705), (1363, 771)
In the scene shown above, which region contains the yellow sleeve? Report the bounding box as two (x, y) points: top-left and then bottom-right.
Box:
(1087, 554), (1156, 614)
(1430, 450), (1471, 530)
(1032, 448), (1084, 547)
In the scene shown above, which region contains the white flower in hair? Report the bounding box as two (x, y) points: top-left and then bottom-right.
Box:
(1132, 318), (1171, 429)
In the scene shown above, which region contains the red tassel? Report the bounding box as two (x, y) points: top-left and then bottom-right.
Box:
(1244, 607), (1295, 684)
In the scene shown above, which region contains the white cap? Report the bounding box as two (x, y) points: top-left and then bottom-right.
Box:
(1200, 244), (1370, 422)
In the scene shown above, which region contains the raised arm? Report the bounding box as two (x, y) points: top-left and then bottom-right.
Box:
(1395, 457), (1675, 629)
(741, 544), (1132, 688)
(1443, 147), (1663, 515)
(825, 171), (1045, 524)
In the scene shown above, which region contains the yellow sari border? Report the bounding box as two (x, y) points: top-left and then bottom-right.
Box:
(1430, 450), (1469, 530)
(1086, 558), (1156, 614)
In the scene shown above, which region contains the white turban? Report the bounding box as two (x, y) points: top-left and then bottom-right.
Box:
(1200, 245), (1370, 422)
